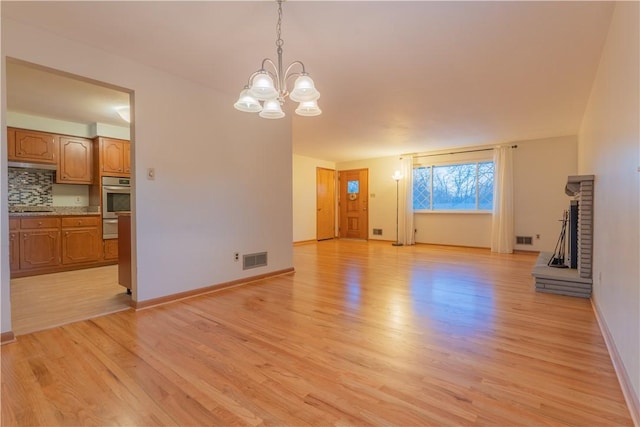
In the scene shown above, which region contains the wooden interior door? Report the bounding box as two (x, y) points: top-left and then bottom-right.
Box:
(316, 168), (336, 240)
(339, 169), (368, 239)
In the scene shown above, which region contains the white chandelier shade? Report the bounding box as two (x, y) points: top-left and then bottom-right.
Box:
(233, 88), (263, 113)
(295, 99), (322, 117)
(259, 98), (286, 119)
(234, 0), (321, 119)
(248, 72), (279, 101)
(289, 75), (320, 102)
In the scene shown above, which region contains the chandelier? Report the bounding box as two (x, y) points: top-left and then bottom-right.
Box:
(234, 0), (321, 119)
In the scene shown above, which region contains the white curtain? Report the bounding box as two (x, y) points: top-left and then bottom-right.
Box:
(491, 146), (514, 253)
(399, 157), (415, 245)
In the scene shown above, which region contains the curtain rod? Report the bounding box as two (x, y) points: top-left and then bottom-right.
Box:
(407, 144), (517, 160)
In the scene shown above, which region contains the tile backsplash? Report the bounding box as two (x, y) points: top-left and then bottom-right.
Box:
(8, 168), (54, 207)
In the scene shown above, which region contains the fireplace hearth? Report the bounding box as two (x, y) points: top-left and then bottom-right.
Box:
(532, 175), (594, 298)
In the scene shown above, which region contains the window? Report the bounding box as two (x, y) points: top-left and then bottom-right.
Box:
(413, 161), (494, 211)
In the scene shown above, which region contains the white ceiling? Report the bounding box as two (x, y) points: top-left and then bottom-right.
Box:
(7, 61), (131, 128)
(3, 1), (614, 162)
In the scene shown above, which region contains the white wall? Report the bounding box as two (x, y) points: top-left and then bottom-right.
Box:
(415, 213), (492, 247)
(292, 154), (335, 242)
(1, 53), (9, 334)
(1, 17), (294, 331)
(336, 138), (576, 250)
(578, 1), (639, 410)
(513, 136), (577, 252)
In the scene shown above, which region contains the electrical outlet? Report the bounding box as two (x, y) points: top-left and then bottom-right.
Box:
(75, 196), (82, 205)
(234, 252), (239, 262)
(536, 234), (540, 239)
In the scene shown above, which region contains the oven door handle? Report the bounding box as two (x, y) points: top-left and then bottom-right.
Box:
(103, 186), (131, 192)
(103, 219), (118, 224)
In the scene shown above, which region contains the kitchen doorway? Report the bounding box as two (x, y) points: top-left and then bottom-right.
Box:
(6, 59), (135, 336)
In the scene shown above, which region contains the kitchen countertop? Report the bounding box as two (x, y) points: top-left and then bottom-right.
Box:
(9, 206), (101, 217)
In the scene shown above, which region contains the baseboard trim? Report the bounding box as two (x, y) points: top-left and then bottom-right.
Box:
(1, 331), (16, 345)
(513, 249), (540, 254)
(293, 239), (317, 246)
(133, 267), (295, 311)
(414, 242), (490, 250)
(591, 297), (640, 426)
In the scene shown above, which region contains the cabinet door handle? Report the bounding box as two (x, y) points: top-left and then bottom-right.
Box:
(38, 221), (43, 226)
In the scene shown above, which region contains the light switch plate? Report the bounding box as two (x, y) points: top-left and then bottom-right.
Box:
(147, 168), (155, 180)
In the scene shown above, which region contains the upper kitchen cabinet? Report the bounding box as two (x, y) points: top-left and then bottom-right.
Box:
(7, 128), (15, 159)
(57, 136), (93, 184)
(8, 128), (58, 164)
(124, 142), (131, 175)
(97, 137), (130, 177)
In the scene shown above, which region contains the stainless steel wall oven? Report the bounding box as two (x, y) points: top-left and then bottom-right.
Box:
(102, 176), (131, 239)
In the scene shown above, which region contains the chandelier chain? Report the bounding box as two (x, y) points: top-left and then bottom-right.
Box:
(276, 0), (284, 49)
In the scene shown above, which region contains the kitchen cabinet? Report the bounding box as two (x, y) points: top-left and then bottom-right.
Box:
(9, 215), (113, 278)
(61, 217), (102, 265)
(98, 137), (130, 177)
(104, 239), (119, 261)
(123, 142), (131, 175)
(7, 128), (15, 159)
(9, 128), (58, 164)
(19, 218), (61, 271)
(58, 136), (93, 184)
(9, 219), (19, 271)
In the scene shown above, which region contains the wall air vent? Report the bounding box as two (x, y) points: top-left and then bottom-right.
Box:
(243, 252), (268, 270)
(372, 228), (383, 235)
(516, 236), (533, 245)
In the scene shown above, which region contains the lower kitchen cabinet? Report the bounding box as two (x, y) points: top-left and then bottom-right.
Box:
(18, 217), (61, 271)
(9, 219), (20, 271)
(104, 239), (119, 261)
(61, 217), (102, 264)
(20, 229), (61, 270)
(10, 215), (114, 278)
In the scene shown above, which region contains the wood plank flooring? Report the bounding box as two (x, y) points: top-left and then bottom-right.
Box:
(1, 240), (633, 426)
(10, 265), (131, 336)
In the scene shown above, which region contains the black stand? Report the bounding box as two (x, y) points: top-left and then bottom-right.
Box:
(392, 178), (403, 246)
(548, 210), (569, 268)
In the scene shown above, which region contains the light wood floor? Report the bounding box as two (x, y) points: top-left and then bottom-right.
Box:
(1, 240), (633, 426)
(10, 265), (131, 336)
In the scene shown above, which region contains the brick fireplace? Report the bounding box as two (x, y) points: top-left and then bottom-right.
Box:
(566, 175), (595, 279)
(532, 175), (595, 298)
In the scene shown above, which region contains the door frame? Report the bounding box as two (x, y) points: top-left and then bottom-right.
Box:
(316, 167), (336, 241)
(338, 168), (369, 240)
